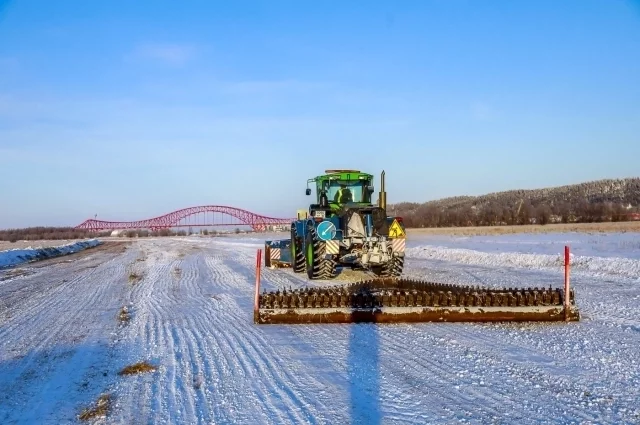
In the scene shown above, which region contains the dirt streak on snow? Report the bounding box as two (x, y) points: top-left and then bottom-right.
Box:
(0, 234), (639, 424)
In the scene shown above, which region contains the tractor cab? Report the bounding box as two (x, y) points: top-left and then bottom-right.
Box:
(306, 170), (375, 217)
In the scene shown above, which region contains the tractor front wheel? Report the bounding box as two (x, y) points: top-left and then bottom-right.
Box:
(304, 225), (336, 279)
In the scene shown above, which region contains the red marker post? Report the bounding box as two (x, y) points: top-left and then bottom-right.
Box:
(254, 249), (262, 323)
(564, 245), (570, 321)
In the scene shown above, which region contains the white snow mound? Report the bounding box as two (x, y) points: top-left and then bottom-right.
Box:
(408, 245), (640, 279)
(0, 239), (102, 268)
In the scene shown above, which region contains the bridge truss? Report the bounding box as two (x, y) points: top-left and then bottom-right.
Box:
(75, 206), (294, 232)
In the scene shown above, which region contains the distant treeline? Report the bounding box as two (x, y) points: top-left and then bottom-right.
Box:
(0, 227), (241, 242)
(0, 227), (109, 243)
(390, 200), (638, 228)
(389, 177), (640, 228)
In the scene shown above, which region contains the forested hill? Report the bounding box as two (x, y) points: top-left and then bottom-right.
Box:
(389, 178), (640, 228)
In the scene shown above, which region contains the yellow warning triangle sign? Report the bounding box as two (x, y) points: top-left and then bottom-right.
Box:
(388, 219), (405, 238)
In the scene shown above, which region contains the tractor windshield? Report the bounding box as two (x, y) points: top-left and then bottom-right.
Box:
(323, 180), (371, 204)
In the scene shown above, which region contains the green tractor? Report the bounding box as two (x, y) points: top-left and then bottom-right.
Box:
(264, 169), (406, 279)
(257, 170), (580, 325)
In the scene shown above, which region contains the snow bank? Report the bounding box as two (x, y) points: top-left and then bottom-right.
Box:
(0, 239), (102, 268)
(408, 245), (640, 279)
(407, 232), (640, 260)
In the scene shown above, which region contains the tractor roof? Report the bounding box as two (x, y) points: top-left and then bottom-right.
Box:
(312, 170), (373, 182)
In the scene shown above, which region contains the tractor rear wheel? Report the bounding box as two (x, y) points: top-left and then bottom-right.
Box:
(305, 225), (336, 279)
(290, 226), (305, 273)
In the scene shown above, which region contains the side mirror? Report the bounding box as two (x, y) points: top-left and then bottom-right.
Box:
(306, 188), (311, 195)
(367, 185), (375, 192)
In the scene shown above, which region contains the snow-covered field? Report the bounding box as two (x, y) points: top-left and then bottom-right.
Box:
(1, 232), (639, 424)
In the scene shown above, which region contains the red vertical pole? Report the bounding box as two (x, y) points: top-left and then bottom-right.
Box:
(564, 245), (570, 321)
(254, 249), (261, 322)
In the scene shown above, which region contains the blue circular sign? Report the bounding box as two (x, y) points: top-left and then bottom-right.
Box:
(317, 221), (336, 241)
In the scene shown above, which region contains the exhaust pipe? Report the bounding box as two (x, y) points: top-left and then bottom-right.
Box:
(378, 170), (386, 210)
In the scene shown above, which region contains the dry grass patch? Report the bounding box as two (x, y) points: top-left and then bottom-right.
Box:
(128, 272), (142, 283)
(118, 361), (156, 376)
(118, 306), (130, 324)
(78, 393), (111, 421)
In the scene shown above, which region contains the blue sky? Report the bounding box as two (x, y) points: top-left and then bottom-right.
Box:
(1, 0), (639, 228)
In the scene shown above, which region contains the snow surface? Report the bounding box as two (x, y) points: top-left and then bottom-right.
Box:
(406, 232), (640, 260)
(0, 233), (639, 424)
(0, 239), (102, 268)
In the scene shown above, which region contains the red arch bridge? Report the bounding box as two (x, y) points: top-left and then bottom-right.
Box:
(74, 206), (295, 232)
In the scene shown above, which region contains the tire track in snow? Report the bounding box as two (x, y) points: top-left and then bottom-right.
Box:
(0, 244), (137, 424)
(376, 326), (584, 423)
(182, 325), (214, 423)
(274, 315), (601, 424)
(0, 251), (124, 345)
(165, 252), (232, 423)
(200, 253), (299, 424)
(216, 305), (315, 424)
(141, 259), (179, 424)
(405, 257), (640, 420)
(108, 241), (293, 424)
(169, 255), (212, 424)
(110, 238), (350, 424)
(188, 246), (302, 424)
(0, 248), (128, 361)
(217, 244), (352, 424)
(162, 254), (217, 424)
(112, 245), (173, 423)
